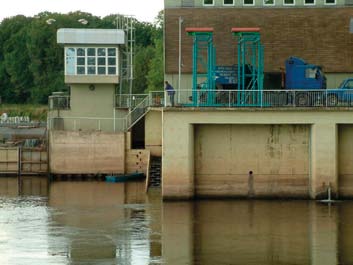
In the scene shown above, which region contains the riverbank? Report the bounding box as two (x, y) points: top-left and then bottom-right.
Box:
(0, 104), (47, 122)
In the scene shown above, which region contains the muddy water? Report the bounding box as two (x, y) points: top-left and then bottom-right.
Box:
(0, 179), (352, 264)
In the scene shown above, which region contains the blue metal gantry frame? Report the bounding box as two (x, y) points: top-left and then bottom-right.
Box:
(232, 28), (264, 107)
(186, 27), (216, 106)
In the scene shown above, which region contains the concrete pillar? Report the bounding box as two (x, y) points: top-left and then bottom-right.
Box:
(162, 112), (194, 199)
(145, 110), (162, 157)
(311, 123), (338, 199)
(309, 203), (338, 265)
(162, 202), (194, 264)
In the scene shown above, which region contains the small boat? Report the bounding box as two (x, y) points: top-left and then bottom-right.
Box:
(105, 172), (145, 183)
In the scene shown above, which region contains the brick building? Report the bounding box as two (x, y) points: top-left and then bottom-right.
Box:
(164, 0), (353, 89)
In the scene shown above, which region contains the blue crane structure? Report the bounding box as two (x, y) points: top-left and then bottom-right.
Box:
(232, 27), (264, 106)
(185, 27), (216, 106)
(186, 27), (264, 107)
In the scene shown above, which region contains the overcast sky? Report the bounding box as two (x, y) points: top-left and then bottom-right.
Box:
(0, 0), (164, 23)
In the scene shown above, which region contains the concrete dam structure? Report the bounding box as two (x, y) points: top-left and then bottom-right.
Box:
(161, 108), (353, 200)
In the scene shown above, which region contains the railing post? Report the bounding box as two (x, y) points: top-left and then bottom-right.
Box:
(325, 90), (328, 107)
(229, 90), (231, 108)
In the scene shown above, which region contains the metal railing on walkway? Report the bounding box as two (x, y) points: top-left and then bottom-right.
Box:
(48, 95), (70, 110)
(125, 96), (150, 130)
(47, 116), (128, 132)
(116, 92), (165, 108)
(48, 88), (353, 133)
(174, 89), (353, 107)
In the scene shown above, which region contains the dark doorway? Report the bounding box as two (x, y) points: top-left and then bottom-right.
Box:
(131, 117), (145, 149)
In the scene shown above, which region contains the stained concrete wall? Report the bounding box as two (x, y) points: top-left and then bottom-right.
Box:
(162, 109), (353, 199)
(0, 148), (18, 173)
(145, 110), (162, 157)
(339, 125), (353, 198)
(195, 124), (310, 198)
(49, 130), (125, 174)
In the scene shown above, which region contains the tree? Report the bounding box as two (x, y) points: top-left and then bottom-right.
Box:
(0, 10), (164, 103)
(146, 37), (164, 92)
(134, 45), (155, 93)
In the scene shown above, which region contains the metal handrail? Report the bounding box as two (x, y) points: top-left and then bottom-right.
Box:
(116, 94), (149, 108)
(125, 95), (151, 130)
(172, 89), (353, 108)
(47, 116), (127, 132)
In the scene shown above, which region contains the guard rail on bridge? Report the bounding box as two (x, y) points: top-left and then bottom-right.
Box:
(48, 89), (353, 132)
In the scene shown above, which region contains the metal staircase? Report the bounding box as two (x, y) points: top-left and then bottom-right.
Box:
(124, 95), (150, 131)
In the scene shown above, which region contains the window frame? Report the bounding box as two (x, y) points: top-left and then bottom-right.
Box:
(203, 0), (214, 6)
(223, 0), (235, 5)
(283, 0), (295, 6)
(64, 47), (118, 76)
(324, 0), (336, 5)
(304, 0), (315, 5)
(243, 0), (255, 6)
(263, 0), (275, 6)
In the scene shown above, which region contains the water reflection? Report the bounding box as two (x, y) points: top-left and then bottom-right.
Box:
(162, 201), (342, 265)
(0, 176), (48, 196)
(48, 181), (158, 265)
(1, 179), (353, 264)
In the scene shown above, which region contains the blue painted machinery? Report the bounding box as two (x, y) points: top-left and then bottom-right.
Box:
(186, 27), (216, 106)
(232, 27), (264, 107)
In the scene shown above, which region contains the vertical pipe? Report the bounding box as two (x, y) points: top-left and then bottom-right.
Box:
(178, 17), (183, 103)
(129, 17), (133, 97)
(192, 36), (198, 106)
(113, 90), (116, 132)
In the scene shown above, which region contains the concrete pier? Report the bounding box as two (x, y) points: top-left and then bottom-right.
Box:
(162, 108), (353, 200)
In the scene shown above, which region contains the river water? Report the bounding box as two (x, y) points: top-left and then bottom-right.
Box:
(0, 178), (352, 265)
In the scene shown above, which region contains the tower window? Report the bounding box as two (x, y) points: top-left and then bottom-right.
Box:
(204, 0), (214, 5)
(224, 0), (234, 5)
(65, 47), (118, 76)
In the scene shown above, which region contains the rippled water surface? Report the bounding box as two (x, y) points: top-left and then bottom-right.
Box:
(0, 178), (353, 265)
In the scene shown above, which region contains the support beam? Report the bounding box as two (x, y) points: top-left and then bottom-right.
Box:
(310, 123), (338, 199)
(162, 112), (194, 199)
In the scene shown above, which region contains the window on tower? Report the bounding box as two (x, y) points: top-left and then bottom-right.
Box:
(203, 0), (214, 5)
(224, 0), (234, 5)
(65, 47), (118, 76)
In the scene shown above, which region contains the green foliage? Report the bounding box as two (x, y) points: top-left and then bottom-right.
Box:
(0, 10), (164, 104)
(146, 38), (164, 92)
(0, 104), (47, 121)
(134, 45), (155, 93)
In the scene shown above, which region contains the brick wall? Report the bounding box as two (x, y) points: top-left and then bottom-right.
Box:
(165, 8), (353, 73)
